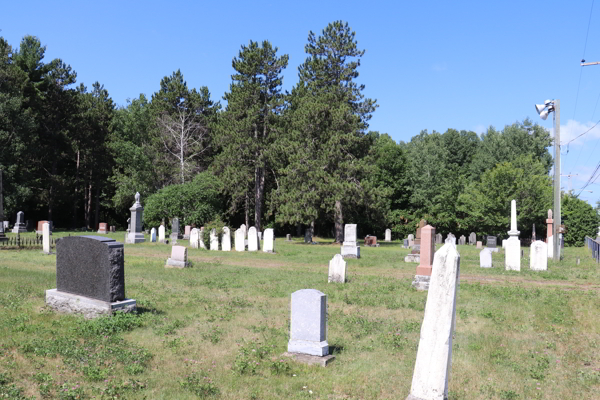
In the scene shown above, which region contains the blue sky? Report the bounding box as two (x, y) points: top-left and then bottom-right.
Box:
(2, 0), (600, 207)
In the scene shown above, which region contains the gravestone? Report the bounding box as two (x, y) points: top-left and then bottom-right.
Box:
(210, 228), (219, 250)
(403, 239), (409, 248)
(126, 193), (145, 244)
(42, 222), (51, 255)
(97, 223), (108, 234)
(263, 228), (275, 253)
(435, 233), (443, 244)
(502, 239), (507, 249)
(328, 254), (347, 283)
(36, 220), (50, 235)
(46, 236), (136, 318)
(248, 227), (259, 251)
(479, 248), (492, 268)
(158, 225), (166, 243)
(408, 234), (415, 248)
(183, 225), (191, 240)
(459, 235), (466, 245)
(26, 220), (34, 231)
(110, 226), (116, 233)
(364, 235), (378, 247)
(504, 199), (521, 271)
(286, 234), (291, 241)
(469, 232), (476, 246)
(12, 211), (27, 233)
(222, 227), (231, 251)
(199, 227), (206, 249)
(413, 220), (426, 253)
(486, 236), (497, 248)
(445, 233), (456, 246)
(165, 246), (189, 268)
(476, 241), (483, 249)
(235, 228), (245, 251)
(406, 243), (460, 400)
(287, 289), (329, 356)
(150, 227), (157, 242)
(190, 228), (200, 249)
(341, 224), (360, 258)
(546, 209), (554, 259)
(530, 241), (548, 271)
(385, 229), (391, 242)
(304, 228), (312, 243)
(240, 224), (247, 238)
(412, 225), (435, 290)
(170, 217), (181, 243)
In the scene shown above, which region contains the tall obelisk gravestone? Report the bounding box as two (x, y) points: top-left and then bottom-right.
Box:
(0, 170), (6, 241)
(126, 193), (145, 244)
(505, 199), (521, 271)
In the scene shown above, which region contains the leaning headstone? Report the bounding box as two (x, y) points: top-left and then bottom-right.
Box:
(505, 199), (521, 271)
(328, 254), (346, 283)
(158, 224), (166, 243)
(385, 229), (392, 242)
(287, 289), (330, 357)
(412, 224), (435, 290)
(235, 228), (245, 251)
(42, 222), (51, 255)
(476, 241), (483, 249)
(341, 224), (360, 258)
(304, 228), (312, 243)
(126, 193), (145, 244)
(479, 248), (492, 268)
(165, 246), (189, 268)
(170, 217), (181, 244)
(286, 234), (292, 241)
(248, 227), (258, 251)
(458, 235), (466, 245)
(530, 241), (548, 271)
(190, 228), (200, 249)
(263, 228), (275, 253)
(12, 211), (27, 233)
(46, 236), (136, 318)
(183, 225), (191, 240)
(469, 232), (476, 246)
(150, 227), (157, 242)
(97, 222), (108, 234)
(221, 227), (231, 251)
(406, 243), (460, 400)
(435, 233), (443, 244)
(210, 228), (219, 251)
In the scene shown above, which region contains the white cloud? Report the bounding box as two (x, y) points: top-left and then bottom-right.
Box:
(551, 119), (600, 146)
(473, 124), (486, 134)
(431, 63), (447, 72)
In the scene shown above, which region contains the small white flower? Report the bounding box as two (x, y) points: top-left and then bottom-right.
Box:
(309, 390), (313, 394)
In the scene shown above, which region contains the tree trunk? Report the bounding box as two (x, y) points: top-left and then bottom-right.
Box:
(72, 150), (80, 229)
(48, 158), (57, 223)
(334, 200), (344, 243)
(245, 191), (249, 228)
(94, 177), (100, 230)
(310, 220), (315, 239)
(254, 166), (264, 231)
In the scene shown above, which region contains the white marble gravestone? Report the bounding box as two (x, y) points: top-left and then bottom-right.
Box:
(150, 228), (156, 243)
(165, 246), (189, 268)
(328, 254), (346, 283)
(341, 224), (360, 258)
(240, 224), (247, 238)
(210, 228), (219, 251)
(12, 211), (26, 233)
(190, 228), (200, 249)
(406, 243), (460, 400)
(158, 225), (166, 243)
(263, 228), (274, 253)
(385, 229), (391, 242)
(408, 234), (415, 248)
(505, 199), (521, 271)
(42, 222), (51, 255)
(530, 241), (548, 271)
(479, 248), (492, 268)
(221, 227), (231, 251)
(288, 289), (329, 356)
(248, 227), (258, 251)
(235, 228), (245, 251)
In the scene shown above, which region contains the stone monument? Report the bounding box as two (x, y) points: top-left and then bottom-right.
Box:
(328, 254), (346, 283)
(341, 224), (360, 258)
(42, 222), (51, 255)
(210, 228), (219, 250)
(222, 227), (231, 251)
(190, 228), (200, 249)
(150, 227), (156, 242)
(530, 240), (548, 271)
(286, 234), (291, 241)
(445, 233), (456, 246)
(287, 289), (330, 357)
(505, 199), (521, 271)
(46, 236), (136, 318)
(170, 217), (181, 244)
(406, 243), (460, 400)
(435, 233), (443, 244)
(97, 222), (108, 234)
(408, 234), (415, 248)
(158, 224), (166, 243)
(476, 241), (483, 249)
(459, 235), (466, 245)
(199, 227), (206, 249)
(263, 228), (275, 253)
(12, 211), (27, 233)
(385, 229), (391, 242)
(412, 224), (435, 290)
(248, 227), (258, 251)
(183, 225), (191, 240)
(165, 246), (190, 268)
(126, 193), (145, 244)
(37, 220), (52, 235)
(304, 228), (312, 243)
(479, 248), (492, 268)
(546, 209), (554, 259)
(469, 232), (476, 246)
(235, 228), (245, 251)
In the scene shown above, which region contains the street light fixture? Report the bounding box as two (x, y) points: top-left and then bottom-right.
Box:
(535, 99), (561, 261)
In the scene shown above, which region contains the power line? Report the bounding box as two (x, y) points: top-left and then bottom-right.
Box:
(563, 119), (600, 145)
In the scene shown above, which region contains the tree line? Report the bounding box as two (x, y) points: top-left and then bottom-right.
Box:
(1, 21), (598, 245)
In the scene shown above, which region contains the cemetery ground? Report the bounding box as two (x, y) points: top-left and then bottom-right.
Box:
(0, 233), (599, 400)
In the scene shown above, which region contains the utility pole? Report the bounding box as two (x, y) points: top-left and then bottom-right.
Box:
(554, 99), (561, 262)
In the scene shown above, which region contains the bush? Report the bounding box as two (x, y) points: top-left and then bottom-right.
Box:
(202, 218), (226, 250)
(561, 193), (600, 246)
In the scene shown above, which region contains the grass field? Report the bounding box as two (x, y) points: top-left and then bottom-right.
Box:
(0, 231), (598, 399)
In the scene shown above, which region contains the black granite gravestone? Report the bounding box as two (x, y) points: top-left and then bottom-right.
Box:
(56, 236), (125, 302)
(486, 236), (497, 248)
(170, 217), (181, 240)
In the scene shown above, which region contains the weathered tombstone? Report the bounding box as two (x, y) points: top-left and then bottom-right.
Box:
(505, 199), (521, 271)
(199, 227), (206, 249)
(248, 227), (258, 251)
(412, 224), (435, 290)
(150, 227), (157, 242)
(304, 228), (312, 243)
(287, 289), (329, 356)
(341, 224), (360, 258)
(458, 235), (466, 245)
(110, 226), (116, 233)
(385, 229), (392, 242)
(546, 209), (554, 259)
(469, 232), (476, 246)
(240, 224), (247, 238)
(435, 233), (443, 244)
(170, 217), (180, 243)
(42, 222), (51, 255)
(183, 225), (191, 240)
(235, 228), (245, 251)
(46, 236), (136, 318)
(413, 220), (426, 253)
(530, 240), (548, 271)
(189, 228), (200, 249)
(403, 239), (409, 248)
(476, 241), (483, 249)
(364, 235), (378, 247)
(12, 211), (27, 233)
(126, 193), (145, 244)
(486, 236), (497, 248)
(479, 248), (492, 268)
(158, 224), (166, 243)
(406, 243), (460, 400)
(408, 234), (415, 248)
(165, 246), (189, 268)
(222, 227), (231, 251)
(445, 233), (456, 246)
(286, 233), (291, 241)
(328, 254), (346, 283)
(210, 228), (219, 251)
(97, 223), (108, 234)
(263, 228), (275, 253)
(36, 220), (50, 235)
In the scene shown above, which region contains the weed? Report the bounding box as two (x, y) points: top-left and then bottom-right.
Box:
(269, 358), (292, 376)
(529, 353), (550, 380)
(499, 389), (520, 399)
(202, 325), (224, 344)
(180, 373), (220, 398)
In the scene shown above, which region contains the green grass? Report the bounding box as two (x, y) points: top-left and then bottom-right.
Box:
(0, 233), (598, 399)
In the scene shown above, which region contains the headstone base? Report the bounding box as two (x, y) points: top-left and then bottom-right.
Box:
(341, 244), (360, 258)
(288, 339), (329, 356)
(12, 226), (26, 233)
(411, 275), (430, 291)
(404, 254), (420, 263)
(45, 289), (136, 319)
(126, 232), (145, 244)
(282, 352), (335, 367)
(165, 258), (190, 268)
(97, 230), (108, 234)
